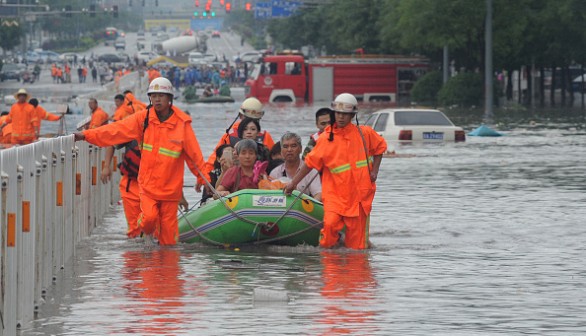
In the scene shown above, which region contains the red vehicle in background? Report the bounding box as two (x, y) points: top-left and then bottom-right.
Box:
(245, 54), (429, 106)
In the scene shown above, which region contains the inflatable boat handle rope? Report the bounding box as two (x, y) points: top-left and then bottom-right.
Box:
(178, 164), (321, 244)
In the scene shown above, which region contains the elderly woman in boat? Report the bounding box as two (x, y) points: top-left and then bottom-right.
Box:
(215, 139), (266, 198)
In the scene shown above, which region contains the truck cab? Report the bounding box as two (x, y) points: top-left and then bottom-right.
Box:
(245, 55), (306, 103)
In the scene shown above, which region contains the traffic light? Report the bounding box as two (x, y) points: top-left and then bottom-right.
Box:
(220, 0), (224, 5)
(129, 0), (133, 6)
(194, 11), (198, 16)
(90, 4), (96, 17)
(113, 5), (118, 18)
(195, 0), (199, 6)
(211, 11), (216, 17)
(155, 0), (159, 6)
(142, 0), (145, 6)
(245, 2), (251, 11)
(225, 2), (231, 12)
(205, 3), (210, 12)
(202, 11), (207, 17)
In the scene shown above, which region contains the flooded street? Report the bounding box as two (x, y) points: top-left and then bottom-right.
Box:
(19, 103), (586, 335)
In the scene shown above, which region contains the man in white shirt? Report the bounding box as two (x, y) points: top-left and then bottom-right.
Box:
(269, 132), (322, 201)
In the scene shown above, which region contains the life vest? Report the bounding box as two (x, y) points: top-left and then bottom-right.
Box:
(118, 140), (141, 191)
(117, 107), (150, 191)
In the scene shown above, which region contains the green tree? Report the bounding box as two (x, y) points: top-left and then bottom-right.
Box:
(0, 19), (24, 52)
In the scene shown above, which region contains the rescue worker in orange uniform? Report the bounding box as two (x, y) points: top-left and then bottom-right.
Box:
(147, 67), (161, 83)
(197, 97), (275, 193)
(112, 94), (131, 121)
(284, 93), (387, 250)
(0, 89), (39, 145)
(87, 98), (110, 129)
(74, 77), (207, 246)
(102, 92), (188, 239)
(124, 90), (148, 111)
(0, 112), (12, 144)
(29, 98), (62, 139)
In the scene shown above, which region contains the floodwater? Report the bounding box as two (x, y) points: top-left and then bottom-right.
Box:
(19, 103), (586, 335)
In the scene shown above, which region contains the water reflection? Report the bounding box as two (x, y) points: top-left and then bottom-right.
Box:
(120, 248), (186, 335)
(317, 251), (380, 335)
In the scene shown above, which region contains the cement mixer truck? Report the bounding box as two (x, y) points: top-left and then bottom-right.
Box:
(153, 35), (201, 55)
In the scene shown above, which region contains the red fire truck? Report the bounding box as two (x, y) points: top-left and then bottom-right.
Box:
(244, 54), (429, 105)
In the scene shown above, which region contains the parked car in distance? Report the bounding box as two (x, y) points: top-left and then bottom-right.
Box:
(59, 52), (81, 63)
(211, 30), (221, 38)
(37, 50), (61, 63)
(98, 53), (124, 63)
(188, 51), (205, 65)
(233, 51), (261, 63)
(0, 63), (25, 82)
(364, 109), (466, 143)
(24, 51), (41, 64)
(135, 51), (158, 64)
(114, 37), (126, 50)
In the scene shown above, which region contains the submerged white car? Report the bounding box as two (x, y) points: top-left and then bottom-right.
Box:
(364, 109), (466, 143)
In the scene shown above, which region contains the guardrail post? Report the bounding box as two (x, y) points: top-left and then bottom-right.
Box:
(15, 164), (23, 330)
(34, 160), (43, 315)
(0, 171), (7, 336)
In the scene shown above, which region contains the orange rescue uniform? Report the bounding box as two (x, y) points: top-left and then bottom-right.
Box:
(82, 106), (207, 245)
(203, 119), (275, 179)
(125, 92), (148, 110)
(304, 123), (386, 249)
(5, 102), (39, 145)
(120, 174), (141, 238)
(88, 107), (109, 129)
(112, 105), (132, 122)
(0, 115), (12, 144)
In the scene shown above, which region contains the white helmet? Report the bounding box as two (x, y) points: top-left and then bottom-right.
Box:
(239, 97), (264, 119)
(331, 93), (358, 113)
(147, 77), (174, 96)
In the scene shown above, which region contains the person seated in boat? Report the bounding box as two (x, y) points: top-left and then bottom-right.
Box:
(218, 80), (231, 97)
(236, 117), (270, 162)
(266, 141), (283, 174)
(303, 107), (332, 160)
(200, 144), (234, 203)
(198, 98), (275, 193)
(202, 85), (213, 98)
(215, 139), (266, 198)
(269, 132), (322, 201)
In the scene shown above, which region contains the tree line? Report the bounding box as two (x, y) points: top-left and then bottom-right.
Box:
(264, 0), (586, 108)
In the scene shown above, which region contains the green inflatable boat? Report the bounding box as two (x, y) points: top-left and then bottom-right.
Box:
(178, 189), (324, 247)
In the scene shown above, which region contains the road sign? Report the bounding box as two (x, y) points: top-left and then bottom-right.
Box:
(254, 2), (271, 19)
(271, 0), (301, 18)
(254, 0), (301, 19)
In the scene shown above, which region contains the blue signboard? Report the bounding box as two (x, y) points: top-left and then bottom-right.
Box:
(254, 2), (272, 19)
(271, 0), (301, 18)
(255, 0), (301, 19)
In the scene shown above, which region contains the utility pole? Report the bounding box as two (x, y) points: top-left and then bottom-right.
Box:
(484, 0), (494, 123)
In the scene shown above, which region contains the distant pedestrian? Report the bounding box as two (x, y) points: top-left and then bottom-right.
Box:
(91, 66), (98, 83)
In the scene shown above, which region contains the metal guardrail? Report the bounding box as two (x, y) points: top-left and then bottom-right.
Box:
(0, 136), (120, 336)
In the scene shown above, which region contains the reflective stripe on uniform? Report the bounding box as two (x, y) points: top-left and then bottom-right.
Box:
(330, 163), (351, 174)
(356, 156), (373, 168)
(142, 143), (153, 151)
(159, 147), (181, 158)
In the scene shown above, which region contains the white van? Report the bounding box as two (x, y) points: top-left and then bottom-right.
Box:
(188, 52), (205, 65)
